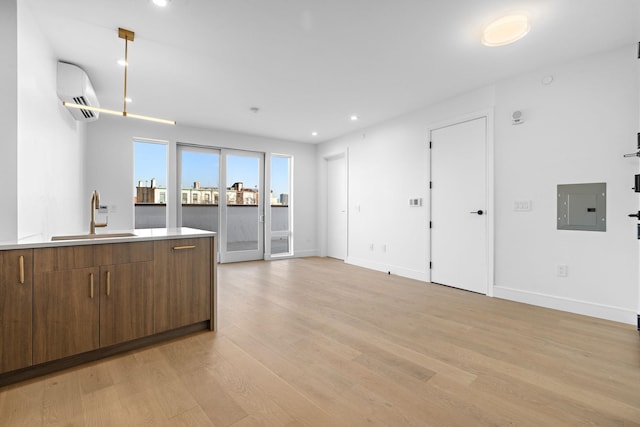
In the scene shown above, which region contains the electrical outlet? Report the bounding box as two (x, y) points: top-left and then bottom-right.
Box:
(556, 264), (568, 277)
(369, 243), (374, 251)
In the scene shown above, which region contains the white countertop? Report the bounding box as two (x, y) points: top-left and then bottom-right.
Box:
(0, 227), (216, 250)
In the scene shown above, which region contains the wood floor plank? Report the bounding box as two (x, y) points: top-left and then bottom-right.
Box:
(180, 365), (249, 427)
(1, 257), (639, 426)
(168, 406), (215, 427)
(213, 333), (343, 426)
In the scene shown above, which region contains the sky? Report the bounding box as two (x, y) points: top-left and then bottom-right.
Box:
(134, 141), (290, 197)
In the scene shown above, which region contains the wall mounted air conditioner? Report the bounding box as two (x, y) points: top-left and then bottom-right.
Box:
(57, 61), (100, 122)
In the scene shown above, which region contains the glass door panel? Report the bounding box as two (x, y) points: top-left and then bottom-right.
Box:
(220, 150), (264, 263)
(177, 146), (220, 233)
(270, 155), (292, 256)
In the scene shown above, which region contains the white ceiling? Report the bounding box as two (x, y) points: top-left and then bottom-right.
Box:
(23, 0), (639, 143)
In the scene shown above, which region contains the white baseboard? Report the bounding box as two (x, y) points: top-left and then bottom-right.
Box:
(345, 257), (428, 282)
(493, 286), (636, 325)
(294, 249), (319, 258)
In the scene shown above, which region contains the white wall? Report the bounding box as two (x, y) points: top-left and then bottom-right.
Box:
(317, 86), (495, 280)
(85, 117), (318, 257)
(16, 3), (86, 241)
(0, 0), (18, 242)
(318, 46), (639, 324)
(493, 47), (638, 324)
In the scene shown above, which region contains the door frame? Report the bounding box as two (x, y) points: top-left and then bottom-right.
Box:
(324, 150), (349, 261)
(175, 143), (266, 264)
(219, 148), (265, 263)
(427, 109), (494, 296)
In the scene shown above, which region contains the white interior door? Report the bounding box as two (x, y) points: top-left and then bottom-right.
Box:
(431, 117), (487, 294)
(327, 155), (347, 260)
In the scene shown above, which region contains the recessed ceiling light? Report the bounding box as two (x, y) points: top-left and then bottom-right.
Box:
(350, 115), (359, 121)
(152, 0), (170, 7)
(481, 14), (530, 47)
(125, 97), (132, 103)
(311, 131), (318, 136)
(117, 59), (127, 66)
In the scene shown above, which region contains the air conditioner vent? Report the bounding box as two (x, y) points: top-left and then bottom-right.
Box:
(71, 96), (96, 119)
(57, 62), (100, 122)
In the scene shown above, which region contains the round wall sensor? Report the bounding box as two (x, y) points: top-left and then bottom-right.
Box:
(541, 75), (554, 85)
(512, 110), (524, 125)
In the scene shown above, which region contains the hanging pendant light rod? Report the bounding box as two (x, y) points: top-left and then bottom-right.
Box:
(120, 27), (132, 114)
(62, 27), (176, 126)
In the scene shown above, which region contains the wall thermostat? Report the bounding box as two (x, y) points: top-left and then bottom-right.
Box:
(512, 110), (524, 125)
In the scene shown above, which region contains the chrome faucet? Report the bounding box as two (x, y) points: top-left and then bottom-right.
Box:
(90, 190), (108, 234)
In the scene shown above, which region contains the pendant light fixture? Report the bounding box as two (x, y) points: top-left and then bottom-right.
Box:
(63, 27), (176, 125)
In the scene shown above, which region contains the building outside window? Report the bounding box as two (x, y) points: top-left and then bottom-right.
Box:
(134, 140), (168, 228)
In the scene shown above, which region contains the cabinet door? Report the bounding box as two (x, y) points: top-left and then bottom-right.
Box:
(34, 267), (99, 364)
(100, 261), (153, 347)
(0, 250), (33, 373)
(154, 238), (211, 333)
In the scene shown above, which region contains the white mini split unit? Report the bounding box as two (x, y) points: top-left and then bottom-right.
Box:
(57, 61), (100, 122)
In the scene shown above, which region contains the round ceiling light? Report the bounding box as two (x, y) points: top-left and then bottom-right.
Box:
(152, 0), (170, 7)
(481, 14), (530, 47)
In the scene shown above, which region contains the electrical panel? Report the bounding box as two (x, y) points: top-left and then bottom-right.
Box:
(557, 183), (606, 232)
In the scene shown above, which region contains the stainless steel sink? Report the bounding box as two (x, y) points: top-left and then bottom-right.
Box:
(51, 232), (136, 241)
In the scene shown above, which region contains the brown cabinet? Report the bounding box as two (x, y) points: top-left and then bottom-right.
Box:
(0, 249), (33, 373)
(95, 242), (154, 347)
(34, 245), (98, 364)
(154, 238), (212, 333)
(2, 233), (215, 383)
(34, 266), (100, 364)
(99, 261), (153, 347)
(34, 242), (155, 362)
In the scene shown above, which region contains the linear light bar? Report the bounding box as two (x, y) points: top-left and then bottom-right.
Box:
(62, 102), (176, 125)
(62, 28), (176, 126)
(125, 112), (176, 125)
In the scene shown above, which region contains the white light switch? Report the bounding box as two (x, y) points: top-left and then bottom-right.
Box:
(513, 200), (532, 211)
(556, 264), (568, 277)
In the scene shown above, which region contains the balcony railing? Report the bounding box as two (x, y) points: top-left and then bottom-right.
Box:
(134, 204), (290, 254)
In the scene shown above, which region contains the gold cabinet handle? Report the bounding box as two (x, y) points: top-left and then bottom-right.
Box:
(173, 245), (196, 250)
(90, 273), (94, 299)
(106, 271), (111, 296)
(19, 255), (24, 285)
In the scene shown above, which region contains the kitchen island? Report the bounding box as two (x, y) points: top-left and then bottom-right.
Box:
(0, 227), (216, 385)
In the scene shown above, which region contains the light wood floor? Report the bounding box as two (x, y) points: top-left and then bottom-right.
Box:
(1, 257), (640, 426)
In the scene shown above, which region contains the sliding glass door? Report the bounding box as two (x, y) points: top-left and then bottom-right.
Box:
(177, 145), (267, 263)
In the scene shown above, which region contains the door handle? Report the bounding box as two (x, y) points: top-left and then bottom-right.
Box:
(628, 211), (640, 218)
(470, 210), (484, 215)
